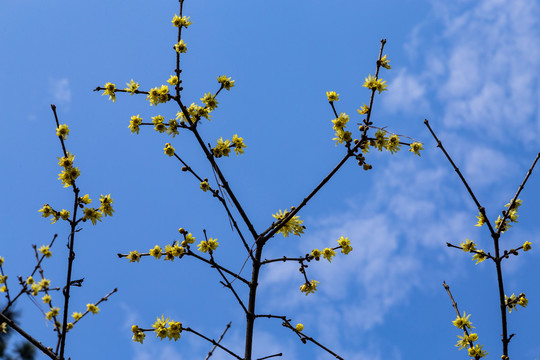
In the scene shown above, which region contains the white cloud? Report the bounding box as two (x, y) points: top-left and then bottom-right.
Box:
(403, 0), (540, 145)
(49, 77), (72, 104)
(382, 68), (429, 114)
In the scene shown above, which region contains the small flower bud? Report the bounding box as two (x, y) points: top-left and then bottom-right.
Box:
(181, 166), (188, 171)
(359, 125), (365, 131)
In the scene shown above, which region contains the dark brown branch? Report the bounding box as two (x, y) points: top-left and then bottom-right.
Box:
(184, 326), (242, 360)
(495, 152), (540, 236)
(173, 153), (253, 260)
(282, 319), (344, 360)
(0, 312), (59, 360)
(210, 254), (248, 314)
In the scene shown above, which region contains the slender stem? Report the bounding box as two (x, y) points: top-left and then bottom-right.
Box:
(244, 243), (263, 360)
(184, 326), (242, 360)
(190, 125), (259, 240)
(204, 322), (232, 360)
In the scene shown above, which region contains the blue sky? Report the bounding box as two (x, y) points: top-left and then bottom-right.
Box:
(1, 0), (540, 359)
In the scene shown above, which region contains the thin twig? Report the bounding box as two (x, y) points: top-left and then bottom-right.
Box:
(204, 322), (232, 360)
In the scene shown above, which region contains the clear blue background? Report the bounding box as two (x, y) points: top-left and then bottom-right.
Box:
(1, 0), (539, 359)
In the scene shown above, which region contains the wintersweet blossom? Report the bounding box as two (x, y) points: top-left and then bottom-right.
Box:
(326, 91), (339, 102)
(300, 280), (320, 295)
(124, 79), (139, 95)
(217, 75), (235, 90)
(56, 124), (70, 140)
(272, 209), (305, 237)
(102, 82), (116, 102)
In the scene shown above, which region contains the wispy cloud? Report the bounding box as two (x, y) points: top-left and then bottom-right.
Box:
(399, 0), (540, 145)
(49, 77), (72, 104)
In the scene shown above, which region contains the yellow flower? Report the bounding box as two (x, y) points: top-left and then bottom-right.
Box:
(408, 142), (423, 156)
(39, 204), (54, 218)
(357, 104), (369, 115)
(474, 212), (485, 226)
(0, 323), (6, 333)
(167, 119), (179, 137)
(326, 91), (339, 102)
(72, 312), (83, 321)
(337, 236), (353, 254)
(132, 325), (146, 344)
(523, 241), (532, 251)
(79, 194), (92, 204)
(152, 115), (166, 133)
(272, 209), (305, 237)
(172, 14), (192, 28)
(495, 215), (511, 233)
(379, 54), (391, 69)
(31, 283), (41, 295)
(167, 75), (179, 86)
(460, 239), (476, 253)
(174, 39), (188, 53)
(102, 82), (116, 102)
(197, 238), (219, 253)
(200, 181), (210, 192)
(472, 250), (487, 264)
(99, 194), (114, 217)
(83, 207), (102, 225)
(46, 307), (60, 320)
(56, 124), (70, 140)
(322, 248), (336, 262)
(39, 245), (52, 258)
(0, 286), (6, 293)
(149, 245), (162, 259)
(332, 112), (349, 132)
(39, 278), (51, 289)
(58, 152), (75, 169)
(212, 137), (231, 158)
(295, 323), (304, 331)
(58, 167), (81, 188)
(60, 209), (70, 220)
(0, 275), (7, 284)
(452, 312), (474, 329)
(164, 143), (175, 157)
(168, 320), (182, 341)
(127, 250), (141, 263)
(42, 294), (51, 304)
(311, 249), (321, 260)
(232, 134), (247, 155)
(152, 315), (170, 340)
(362, 74), (387, 93)
(217, 75), (235, 90)
(129, 115), (143, 134)
(26, 276), (34, 285)
(185, 233), (196, 244)
(374, 129), (387, 151)
(201, 93), (218, 110)
(300, 280), (320, 295)
(124, 79), (139, 95)
(386, 134), (401, 154)
(87, 304), (99, 314)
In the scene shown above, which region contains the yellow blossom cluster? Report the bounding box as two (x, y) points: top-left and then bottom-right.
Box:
(172, 14), (192, 28)
(197, 238), (219, 253)
(505, 293), (528, 313)
(147, 85), (170, 106)
(217, 75), (235, 90)
(452, 312), (488, 358)
(311, 237), (353, 263)
(331, 112), (352, 145)
(212, 135), (247, 158)
(131, 315), (182, 344)
(272, 209), (305, 238)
